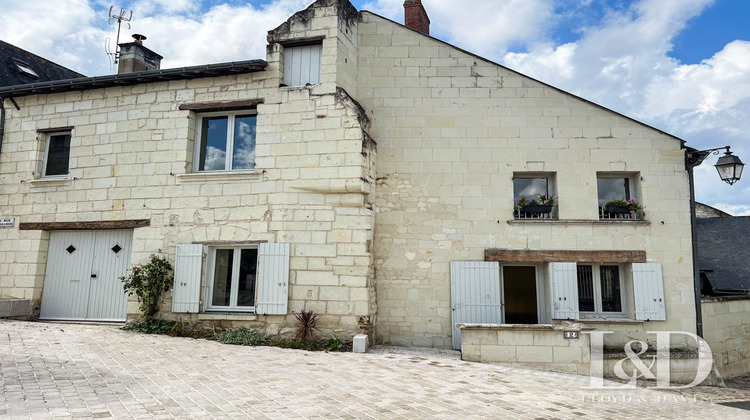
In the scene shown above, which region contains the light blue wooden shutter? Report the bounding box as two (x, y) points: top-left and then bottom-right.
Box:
(172, 244), (203, 313)
(549, 262), (579, 320)
(450, 261), (501, 350)
(256, 243), (290, 315)
(283, 44), (322, 86)
(632, 263), (666, 321)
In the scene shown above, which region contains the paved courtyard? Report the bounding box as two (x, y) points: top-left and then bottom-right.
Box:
(0, 320), (747, 419)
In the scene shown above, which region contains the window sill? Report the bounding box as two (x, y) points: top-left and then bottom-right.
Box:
(175, 171), (261, 184)
(508, 219), (650, 226)
(576, 317), (644, 324)
(28, 177), (72, 187)
(198, 312), (257, 321)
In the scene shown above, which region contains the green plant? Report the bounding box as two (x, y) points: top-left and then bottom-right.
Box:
(122, 320), (176, 334)
(513, 194), (558, 211)
(605, 198), (644, 214)
(120, 253), (174, 321)
(325, 335), (345, 352)
(294, 310), (320, 342)
(215, 327), (267, 346)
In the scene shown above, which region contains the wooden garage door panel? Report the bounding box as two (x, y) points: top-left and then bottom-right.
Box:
(40, 231), (95, 320)
(87, 230), (132, 321)
(41, 230), (132, 322)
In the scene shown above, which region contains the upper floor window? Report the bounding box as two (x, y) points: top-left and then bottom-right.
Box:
(513, 173), (557, 219)
(598, 173), (642, 220)
(195, 112), (256, 172)
(283, 44), (322, 87)
(43, 131), (72, 178)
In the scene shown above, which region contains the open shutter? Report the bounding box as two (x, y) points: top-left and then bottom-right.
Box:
(549, 262), (579, 320)
(172, 244), (203, 313)
(450, 261), (501, 350)
(256, 243), (290, 315)
(632, 263), (666, 321)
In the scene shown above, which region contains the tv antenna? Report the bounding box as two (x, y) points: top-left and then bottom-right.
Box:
(105, 6), (133, 69)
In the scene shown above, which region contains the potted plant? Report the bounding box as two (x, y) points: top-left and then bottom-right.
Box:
(604, 198), (643, 215)
(514, 194), (557, 215)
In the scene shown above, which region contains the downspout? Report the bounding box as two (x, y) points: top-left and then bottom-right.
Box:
(688, 166), (703, 338)
(0, 97), (5, 157)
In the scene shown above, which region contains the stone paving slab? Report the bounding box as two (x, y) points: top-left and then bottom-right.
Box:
(0, 320), (746, 419)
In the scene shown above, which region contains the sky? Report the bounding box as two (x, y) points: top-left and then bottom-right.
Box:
(1, 0), (748, 215)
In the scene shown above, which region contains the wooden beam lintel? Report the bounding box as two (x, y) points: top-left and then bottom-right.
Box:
(19, 219), (150, 231)
(485, 249), (647, 263)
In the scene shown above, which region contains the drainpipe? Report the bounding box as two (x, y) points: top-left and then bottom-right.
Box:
(0, 97), (5, 157)
(688, 167), (703, 338)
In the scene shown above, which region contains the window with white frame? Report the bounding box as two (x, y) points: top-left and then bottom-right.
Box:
(577, 264), (625, 316)
(194, 112), (257, 172)
(43, 131), (72, 177)
(283, 44), (322, 87)
(207, 247), (259, 310)
(172, 243), (289, 315)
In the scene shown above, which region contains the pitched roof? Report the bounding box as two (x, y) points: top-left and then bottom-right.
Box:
(0, 40), (85, 88)
(697, 217), (750, 295)
(0, 60), (267, 98)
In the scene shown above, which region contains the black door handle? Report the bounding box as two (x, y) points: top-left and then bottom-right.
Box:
(91, 274), (97, 278)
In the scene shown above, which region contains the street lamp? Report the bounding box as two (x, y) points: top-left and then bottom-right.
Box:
(685, 146), (744, 338)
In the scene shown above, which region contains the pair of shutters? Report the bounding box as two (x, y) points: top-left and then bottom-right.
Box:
(171, 243), (290, 315)
(550, 262), (666, 321)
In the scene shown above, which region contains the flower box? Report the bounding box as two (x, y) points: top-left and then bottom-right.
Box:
(521, 205), (553, 214)
(606, 205), (631, 214)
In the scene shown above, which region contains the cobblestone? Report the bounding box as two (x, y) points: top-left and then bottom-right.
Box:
(0, 320), (747, 419)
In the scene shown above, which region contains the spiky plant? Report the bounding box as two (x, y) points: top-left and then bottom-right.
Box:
(294, 310), (320, 342)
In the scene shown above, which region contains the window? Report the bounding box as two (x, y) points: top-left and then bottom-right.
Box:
(577, 264), (625, 316)
(195, 112), (256, 172)
(597, 174), (640, 219)
(513, 173), (556, 219)
(283, 44), (322, 86)
(43, 131), (72, 177)
(207, 247), (259, 310)
(12, 58), (39, 79)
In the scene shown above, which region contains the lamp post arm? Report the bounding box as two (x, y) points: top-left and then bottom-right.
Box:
(685, 146), (731, 170)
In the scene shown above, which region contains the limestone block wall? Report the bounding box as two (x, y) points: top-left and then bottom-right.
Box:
(459, 323), (593, 375)
(702, 297), (750, 378)
(357, 12), (696, 348)
(0, 11), (376, 339)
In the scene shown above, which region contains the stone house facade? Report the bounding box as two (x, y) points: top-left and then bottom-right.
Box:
(0, 0), (704, 359)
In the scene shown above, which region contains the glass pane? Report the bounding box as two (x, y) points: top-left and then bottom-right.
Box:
(232, 115), (256, 170)
(597, 177), (630, 206)
(211, 249), (234, 307)
(45, 134), (71, 176)
(236, 249), (258, 307)
(513, 178), (548, 199)
(577, 265), (595, 312)
(600, 266), (622, 312)
(199, 116), (228, 171)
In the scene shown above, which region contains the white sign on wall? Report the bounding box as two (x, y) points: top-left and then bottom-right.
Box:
(0, 217), (15, 227)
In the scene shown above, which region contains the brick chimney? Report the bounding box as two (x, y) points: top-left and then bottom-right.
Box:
(404, 0), (430, 35)
(117, 34), (163, 74)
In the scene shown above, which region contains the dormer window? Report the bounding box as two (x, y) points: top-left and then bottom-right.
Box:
(282, 43), (322, 87)
(12, 58), (39, 79)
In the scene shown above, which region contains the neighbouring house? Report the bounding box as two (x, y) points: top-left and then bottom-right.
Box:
(0, 41), (85, 88)
(0, 0), (747, 380)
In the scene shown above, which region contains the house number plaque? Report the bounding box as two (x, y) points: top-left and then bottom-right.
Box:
(563, 331), (579, 339)
(0, 217), (15, 228)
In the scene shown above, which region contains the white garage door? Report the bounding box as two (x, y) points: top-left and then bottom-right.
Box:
(40, 230), (133, 321)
